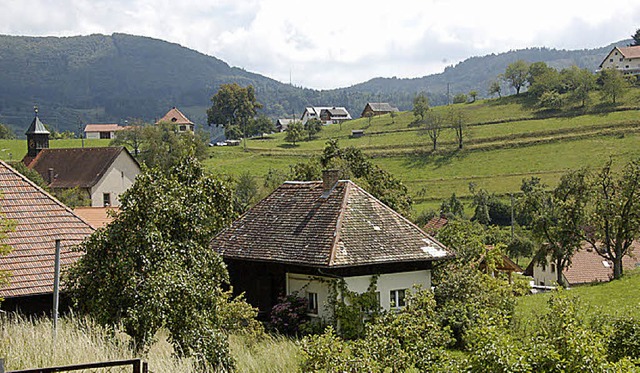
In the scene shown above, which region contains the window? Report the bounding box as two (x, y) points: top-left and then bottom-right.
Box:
(390, 289), (406, 308)
(179, 125), (187, 132)
(307, 292), (318, 314)
(100, 132), (111, 139)
(620, 58), (623, 62)
(610, 58), (614, 62)
(103, 193), (111, 207)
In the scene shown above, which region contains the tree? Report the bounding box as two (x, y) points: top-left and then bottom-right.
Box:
(252, 114), (276, 138)
(123, 122), (207, 171)
(67, 157), (251, 370)
(440, 193), (465, 219)
(527, 62), (561, 98)
(423, 111), (443, 151)
(207, 83), (262, 150)
(580, 159), (640, 279)
(304, 118), (323, 141)
(631, 28), (640, 46)
(519, 171), (590, 287)
(598, 68), (628, 104)
(468, 90), (478, 103)
(412, 92), (429, 122)
(390, 111), (397, 124)
(503, 60), (529, 95)
(538, 91), (563, 110)
(234, 171), (259, 212)
(488, 80), (502, 98)
(285, 121), (304, 145)
(111, 121), (144, 156)
(448, 107), (466, 150)
(561, 66), (596, 108)
(0, 124), (15, 139)
(452, 93), (468, 104)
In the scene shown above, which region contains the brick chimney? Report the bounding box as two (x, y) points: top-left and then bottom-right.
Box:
(322, 169), (340, 193)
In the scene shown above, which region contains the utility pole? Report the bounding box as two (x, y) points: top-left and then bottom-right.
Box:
(510, 193), (515, 241)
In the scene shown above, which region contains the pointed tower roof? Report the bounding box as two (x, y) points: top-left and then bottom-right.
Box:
(25, 107), (50, 135)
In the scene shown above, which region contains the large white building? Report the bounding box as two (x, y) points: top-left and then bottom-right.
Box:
(598, 46), (640, 75)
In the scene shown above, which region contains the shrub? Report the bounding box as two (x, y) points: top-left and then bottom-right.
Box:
(269, 292), (309, 336)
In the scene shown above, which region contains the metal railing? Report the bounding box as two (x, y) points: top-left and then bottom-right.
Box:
(4, 359), (147, 373)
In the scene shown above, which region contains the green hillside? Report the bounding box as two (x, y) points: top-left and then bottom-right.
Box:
(204, 89), (640, 217)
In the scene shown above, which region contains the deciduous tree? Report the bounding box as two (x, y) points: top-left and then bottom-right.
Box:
(598, 68), (628, 104)
(412, 92), (429, 122)
(285, 121), (304, 145)
(0, 124), (15, 139)
(67, 157), (254, 370)
(423, 111), (443, 151)
(631, 28), (640, 46)
(304, 118), (323, 141)
(488, 80), (502, 98)
(504, 60), (529, 95)
(207, 83), (262, 150)
(449, 107), (466, 150)
(580, 159), (640, 279)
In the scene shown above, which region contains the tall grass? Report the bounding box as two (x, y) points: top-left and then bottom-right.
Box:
(0, 314), (301, 372)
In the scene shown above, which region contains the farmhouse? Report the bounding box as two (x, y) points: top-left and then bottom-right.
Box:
(84, 123), (126, 139)
(26, 147), (140, 207)
(598, 45), (640, 75)
(361, 102), (399, 117)
(275, 118), (295, 132)
(524, 246), (640, 288)
(156, 106), (194, 132)
(211, 170), (453, 321)
(301, 106), (352, 125)
(0, 160), (95, 313)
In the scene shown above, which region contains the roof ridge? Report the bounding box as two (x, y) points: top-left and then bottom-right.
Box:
(0, 160), (95, 231)
(328, 180), (350, 266)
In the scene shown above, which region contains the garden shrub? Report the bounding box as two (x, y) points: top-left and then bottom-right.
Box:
(268, 292), (309, 336)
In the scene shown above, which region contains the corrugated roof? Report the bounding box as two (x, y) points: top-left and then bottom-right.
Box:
(27, 147), (129, 189)
(212, 180), (452, 268)
(156, 107), (194, 125)
(0, 160), (94, 298)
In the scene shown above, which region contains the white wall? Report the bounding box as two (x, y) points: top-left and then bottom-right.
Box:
(531, 261), (563, 287)
(286, 270), (431, 321)
(85, 132), (101, 139)
(90, 152), (140, 207)
(600, 49), (640, 73)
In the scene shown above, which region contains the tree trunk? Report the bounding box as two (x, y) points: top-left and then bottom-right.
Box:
(613, 244), (623, 279)
(556, 258), (566, 288)
(432, 138), (437, 151)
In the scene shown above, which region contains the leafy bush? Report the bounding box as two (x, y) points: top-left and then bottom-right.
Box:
(269, 292), (310, 336)
(605, 315), (640, 362)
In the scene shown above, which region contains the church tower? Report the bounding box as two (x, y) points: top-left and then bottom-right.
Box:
(25, 107), (50, 158)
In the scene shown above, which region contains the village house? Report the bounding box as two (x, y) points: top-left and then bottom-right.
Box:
(211, 170), (453, 321)
(361, 102), (399, 117)
(301, 107), (352, 125)
(156, 106), (194, 132)
(275, 118), (295, 132)
(84, 123), (126, 139)
(598, 45), (640, 75)
(524, 246), (640, 288)
(0, 160), (95, 313)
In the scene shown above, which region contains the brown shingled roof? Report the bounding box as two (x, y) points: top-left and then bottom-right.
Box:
(618, 46), (640, 59)
(212, 180), (452, 268)
(423, 216), (448, 236)
(156, 107), (194, 125)
(73, 207), (119, 229)
(27, 147), (131, 189)
(0, 161), (94, 298)
(84, 124), (124, 133)
(563, 247), (640, 285)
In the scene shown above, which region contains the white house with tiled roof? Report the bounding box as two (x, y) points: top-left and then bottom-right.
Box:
(211, 170), (453, 321)
(598, 46), (640, 75)
(301, 106), (352, 125)
(84, 123), (127, 139)
(156, 107), (194, 132)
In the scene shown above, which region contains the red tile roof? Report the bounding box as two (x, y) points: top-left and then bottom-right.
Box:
(0, 161), (94, 298)
(564, 246), (640, 285)
(73, 207), (119, 229)
(618, 46), (640, 59)
(212, 180), (453, 268)
(156, 107), (194, 125)
(27, 147), (131, 189)
(423, 216), (448, 235)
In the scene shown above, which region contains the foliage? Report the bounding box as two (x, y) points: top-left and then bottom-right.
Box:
(285, 121), (304, 145)
(53, 187), (91, 208)
(234, 171), (259, 212)
(436, 218), (487, 263)
(422, 110), (443, 151)
(562, 65), (596, 107)
(114, 122), (207, 172)
(538, 90), (563, 110)
(469, 184), (511, 226)
(518, 170), (590, 287)
(488, 80), (502, 98)
(0, 123), (15, 139)
(439, 192), (465, 219)
(453, 93), (468, 104)
(598, 68), (628, 104)
(632, 28), (640, 46)
(269, 292), (310, 336)
(304, 118), (323, 141)
(581, 158), (640, 279)
(250, 114), (276, 138)
(433, 263), (516, 347)
(606, 315), (640, 362)
(503, 60), (529, 94)
(468, 90), (478, 102)
(527, 61), (561, 97)
(207, 83), (263, 141)
(412, 92), (429, 122)
(319, 140), (412, 216)
(329, 277), (382, 340)
(8, 161), (50, 191)
(67, 157), (244, 370)
(448, 106), (467, 149)
(506, 233), (534, 263)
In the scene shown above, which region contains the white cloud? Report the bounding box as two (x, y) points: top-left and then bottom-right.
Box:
(1, 0), (639, 89)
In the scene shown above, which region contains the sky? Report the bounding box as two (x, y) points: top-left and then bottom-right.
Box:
(2, 0), (639, 90)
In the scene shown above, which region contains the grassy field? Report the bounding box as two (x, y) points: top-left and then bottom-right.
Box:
(0, 315), (301, 372)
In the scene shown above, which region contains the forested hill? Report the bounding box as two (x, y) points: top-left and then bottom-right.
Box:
(0, 33), (628, 134)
